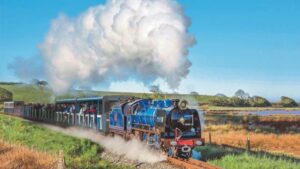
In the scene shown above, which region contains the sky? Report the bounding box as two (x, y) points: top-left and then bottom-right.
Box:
(0, 0), (299, 101)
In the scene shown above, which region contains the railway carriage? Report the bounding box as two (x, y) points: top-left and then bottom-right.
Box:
(4, 101), (24, 116)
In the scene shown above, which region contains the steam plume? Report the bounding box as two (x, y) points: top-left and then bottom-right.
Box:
(40, 0), (195, 93)
(43, 125), (166, 163)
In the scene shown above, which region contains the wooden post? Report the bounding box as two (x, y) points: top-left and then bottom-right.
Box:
(246, 137), (250, 152)
(209, 132), (212, 144)
(57, 150), (65, 169)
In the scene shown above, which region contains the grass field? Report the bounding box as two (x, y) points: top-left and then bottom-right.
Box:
(0, 114), (131, 169)
(209, 153), (300, 169)
(195, 145), (300, 169)
(0, 141), (56, 169)
(203, 129), (300, 157)
(204, 113), (300, 158)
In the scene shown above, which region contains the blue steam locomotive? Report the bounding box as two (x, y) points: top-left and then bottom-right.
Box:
(109, 98), (204, 159)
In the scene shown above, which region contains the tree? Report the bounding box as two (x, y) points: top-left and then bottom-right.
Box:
(149, 85), (162, 99)
(234, 89), (250, 100)
(0, 87), (13, 102)
(31, 78), (39, 85)
(190, 91), (199, 96)
(149, 85), (161, 93)
(249, 96), (271, 107)
(211, 96), (231, 106)
(215, 93), (227, 97)
(229, 96), (250, 107)
(38, 80), (48, 86)
(279, 96), (298, 107)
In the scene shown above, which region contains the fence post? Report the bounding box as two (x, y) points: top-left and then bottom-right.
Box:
(209, 132), (212, 144)
(57, 150), (65, 169)
(246, 137), (251, 152)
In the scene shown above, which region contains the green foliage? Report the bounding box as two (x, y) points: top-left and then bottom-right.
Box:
(229, 97), (250, 107)
(0, 87), (13, 102)
(211, 95), (273, 108)
(249, 96), (271, 107)
(234, 89), (250, 100)
(211, 89), (272, 107)
(279, 96), (298, 107)
(211, 96), (231, 106)
(0, 114), (131, 169)
(0, 104), (3, 112)
(211, 96), (250, 107)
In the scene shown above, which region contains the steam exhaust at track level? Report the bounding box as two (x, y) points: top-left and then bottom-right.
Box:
(43, 125), (166, 163)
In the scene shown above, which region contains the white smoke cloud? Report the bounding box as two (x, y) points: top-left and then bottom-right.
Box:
(40, 0), (195, 93)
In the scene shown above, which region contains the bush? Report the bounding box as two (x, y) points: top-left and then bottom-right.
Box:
(211, 95), (272, 107)
(229, 97), (250, 107)
(279, 96), (298, 107)
(249, 96), (271, 107)
(0, 87), (13, 102)
(211, 96), (231, 106)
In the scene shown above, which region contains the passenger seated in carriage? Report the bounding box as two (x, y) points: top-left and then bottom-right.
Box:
(87, 105), (97, 115)
(79, 104), (87, 115)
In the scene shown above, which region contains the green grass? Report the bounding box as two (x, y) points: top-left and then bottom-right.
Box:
(195, 145), (300, 169)
(0, 114), (131, 169)
(0, 103), (3, 112)
(209, 153), (300, 169)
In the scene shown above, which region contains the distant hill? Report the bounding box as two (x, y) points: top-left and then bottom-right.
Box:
(0, 82), (23, 85)
(0, 84), (53, 103)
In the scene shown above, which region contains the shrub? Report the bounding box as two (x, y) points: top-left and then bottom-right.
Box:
(0, 87), (13, 102)
(249, 96), (271, 107)
(211, 96), (231, 106)
(278, 96), (298, 107)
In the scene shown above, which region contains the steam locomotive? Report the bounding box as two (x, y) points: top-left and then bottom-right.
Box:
(3, 96), (204, 160)
(109, 98), (204, 159)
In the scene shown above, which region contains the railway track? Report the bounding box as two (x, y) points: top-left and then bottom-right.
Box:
(167, 157), (221, 169)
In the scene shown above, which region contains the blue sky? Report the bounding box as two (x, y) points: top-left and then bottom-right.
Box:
(0, 0), (299, 101)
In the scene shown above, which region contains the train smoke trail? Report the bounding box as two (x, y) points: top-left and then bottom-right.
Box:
(40, 0), (195, 93)
(43, 125), (166, 163)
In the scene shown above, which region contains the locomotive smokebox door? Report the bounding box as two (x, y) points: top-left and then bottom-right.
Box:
(155, 109), (166, 132)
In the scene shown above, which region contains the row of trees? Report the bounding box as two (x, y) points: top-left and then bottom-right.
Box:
(211, 89), (299, 107)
